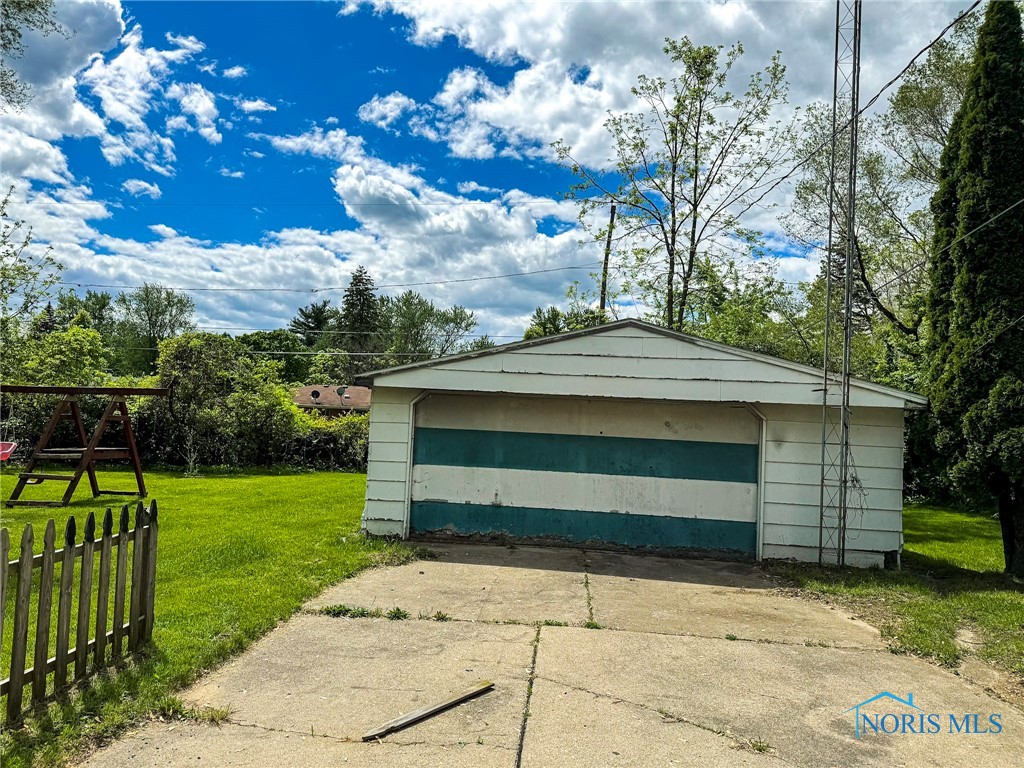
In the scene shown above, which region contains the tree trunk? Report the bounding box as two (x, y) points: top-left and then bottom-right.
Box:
(996, 481), (1022, 576)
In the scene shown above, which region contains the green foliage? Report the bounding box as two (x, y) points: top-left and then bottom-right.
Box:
(237, 329), (311, 383)
(925, 1), (1024, 574)
(110, 283), (196, 374)
(524, 282), (606, 340)
(21, 325), (107, 386)
(289, 299), (337, 347)
(306, 348), (352, 385)
(289, 412), (369, 471)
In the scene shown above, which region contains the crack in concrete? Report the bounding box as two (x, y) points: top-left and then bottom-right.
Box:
(531, 674), (797, 766)
(514, 626), (542, 768)
(213, 717), (355, 743)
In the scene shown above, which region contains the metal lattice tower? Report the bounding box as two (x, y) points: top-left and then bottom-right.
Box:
(818, 0), (862, 567)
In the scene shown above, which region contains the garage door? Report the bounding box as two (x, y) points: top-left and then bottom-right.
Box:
(409, 394), (759, 554)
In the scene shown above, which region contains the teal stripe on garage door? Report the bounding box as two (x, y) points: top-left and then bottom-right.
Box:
(410, 501), (757, 553)
(412, 427), (758, 484)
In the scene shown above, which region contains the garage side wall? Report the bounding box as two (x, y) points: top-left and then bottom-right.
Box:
(759, 404), (905, 567)
(363, 387), (421, 537)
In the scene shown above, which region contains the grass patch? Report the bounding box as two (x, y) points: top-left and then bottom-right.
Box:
(0, 467), (412, 767)
(385, 607), (410, 621)
(320, 604), (383, 619)
(765, 502), (1024, 674)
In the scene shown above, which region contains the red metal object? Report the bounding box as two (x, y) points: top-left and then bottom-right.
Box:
(0, 441), (16, 461)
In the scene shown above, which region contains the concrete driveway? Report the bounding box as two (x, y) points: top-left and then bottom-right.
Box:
(84, 544), (1023, 767)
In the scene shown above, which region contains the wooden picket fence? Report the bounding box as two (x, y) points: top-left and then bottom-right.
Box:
(0, 501), (158, 724)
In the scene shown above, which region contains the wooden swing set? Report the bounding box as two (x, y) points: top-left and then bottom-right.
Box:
(1, 385), (168, 508)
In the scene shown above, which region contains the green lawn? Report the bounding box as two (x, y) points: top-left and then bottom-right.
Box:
(0, 467), (413, 768)
(765, 503), (1024, 675)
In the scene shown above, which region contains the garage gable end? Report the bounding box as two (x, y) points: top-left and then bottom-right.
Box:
(361, 320), (926, 409)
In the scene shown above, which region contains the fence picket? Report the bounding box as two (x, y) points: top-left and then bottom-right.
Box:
(54, 517), (76, 691)
(94, 509), (114, 668)
(7, 525), (35, 721)
(32, 521), (57, 702)
(0, 529), (9, 665)
(144, 501), (158, 642)
(112, 506), (129, 658)
(128, 503), (146, 652)
(75, 513), (97, 681)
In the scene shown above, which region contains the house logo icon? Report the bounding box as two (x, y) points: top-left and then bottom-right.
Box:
(844, 692), (921, 739)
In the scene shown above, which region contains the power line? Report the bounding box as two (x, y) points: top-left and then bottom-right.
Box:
(748, 1), (982, 219)
(55, 262), (602, 295)
(870, 193), (1024, 295)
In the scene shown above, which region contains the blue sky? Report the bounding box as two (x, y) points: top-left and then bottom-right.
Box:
(3, 0), (971, 337)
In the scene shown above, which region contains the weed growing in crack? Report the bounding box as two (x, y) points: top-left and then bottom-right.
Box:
(320, 604), (383, 619)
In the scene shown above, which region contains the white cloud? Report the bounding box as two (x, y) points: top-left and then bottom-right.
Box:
(236, 97), (276, 113)
(150, 224), (178, 238)
(198, 61), (218, 75)
(324, 116), (339, 125)
(79, 24), (208, 173)
(122, 179), (162, 198)
(244, 149), (266, 159)
(222, 65), (248, 78)
(357, 91), (415, 130)
(219, 167), (245, 179)
(166, 82), (222, 143)
(457, 181), (501, 195)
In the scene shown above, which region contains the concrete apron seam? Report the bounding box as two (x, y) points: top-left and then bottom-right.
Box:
(303, 610), (886, 653)
(531, 674), (798, 765)
(514, 626), (542, 768)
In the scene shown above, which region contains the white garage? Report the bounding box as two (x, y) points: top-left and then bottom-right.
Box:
(357, 320), (926, 567)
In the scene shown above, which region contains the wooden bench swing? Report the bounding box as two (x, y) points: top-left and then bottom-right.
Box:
(2, 386), (168, 508)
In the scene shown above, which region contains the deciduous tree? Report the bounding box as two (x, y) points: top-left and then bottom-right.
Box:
(554, 37), (796, 330)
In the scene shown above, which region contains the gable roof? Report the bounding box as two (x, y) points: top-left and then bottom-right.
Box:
(357, 319), (927, 409)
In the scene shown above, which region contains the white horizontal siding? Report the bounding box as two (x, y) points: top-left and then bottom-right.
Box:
(763, 482), (902, 512)
(758, 403), (904, 562)
(366, 459), (407, 482)
(369, 403), (411, 424)
(762, 523), (897, 552)
(362, 386), (420, 533)
(368, 421), (411, 443)
(764, 440), (903, 469)
(765, 461), (903, 489)
(412, 465), (757, 522)
(761, 544), (885, 568)
(416, 394), (758, 445)
(373, 326), (922, 409)
(758, 404), (905, 429)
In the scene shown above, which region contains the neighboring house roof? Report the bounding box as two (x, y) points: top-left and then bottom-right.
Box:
(355, 318), (928, 410)
(293, 385), (372, 411)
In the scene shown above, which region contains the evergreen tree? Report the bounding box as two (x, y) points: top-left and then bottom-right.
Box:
(926, 1), (1024, 574)
(339, 265), (380, 355)
(288, 299), (337, 347)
